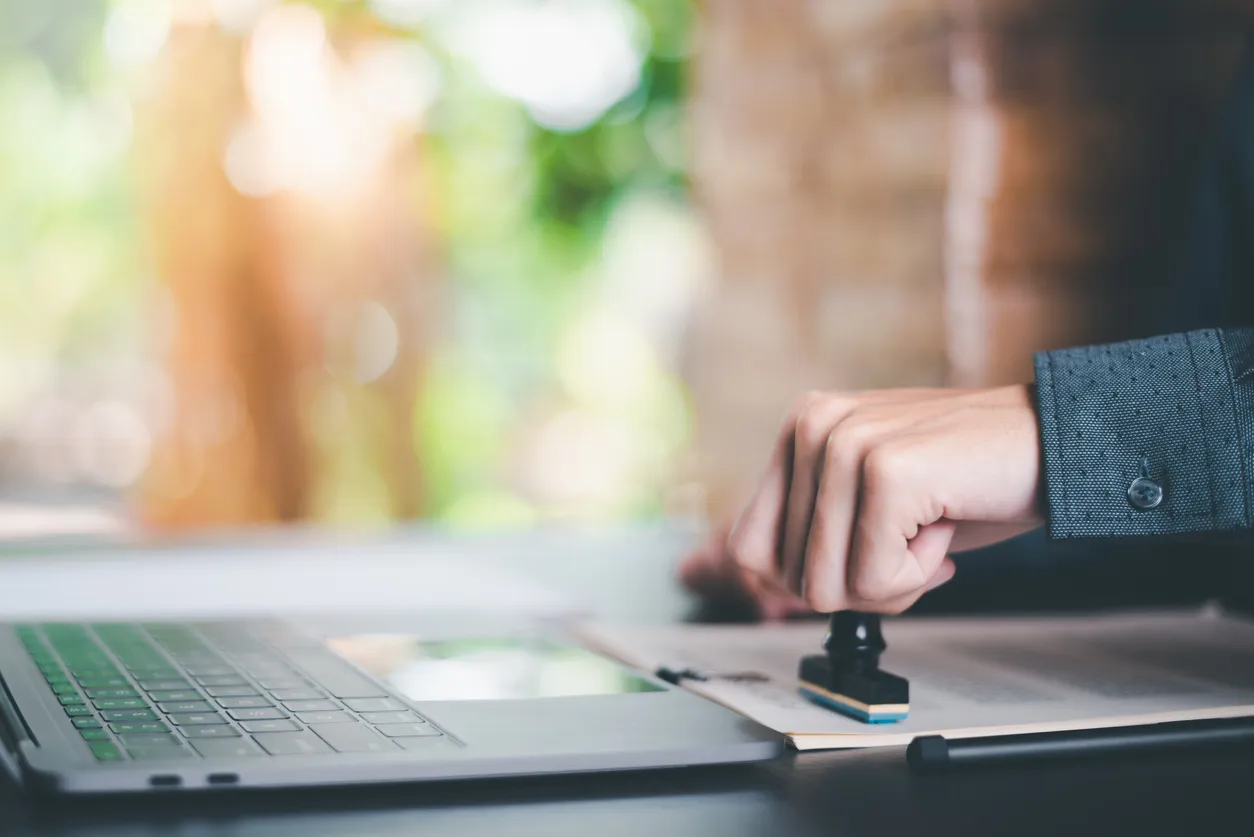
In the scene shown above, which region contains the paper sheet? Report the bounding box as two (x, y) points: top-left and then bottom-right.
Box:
(577, 609), (1254, 749)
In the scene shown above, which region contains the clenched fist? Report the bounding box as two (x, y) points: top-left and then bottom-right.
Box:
(683, 386), (1045, 616)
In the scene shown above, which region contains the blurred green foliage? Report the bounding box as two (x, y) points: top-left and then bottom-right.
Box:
(0, 0), (146, 425)
(0, 0), (696, 529)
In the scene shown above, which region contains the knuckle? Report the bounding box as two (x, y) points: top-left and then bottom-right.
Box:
(803, 584), (841, 613)
(794, 406), (832, 451)
(787, 391), (827, 424)
(861, 443), (912, 490)
(825, 419), (874, 466)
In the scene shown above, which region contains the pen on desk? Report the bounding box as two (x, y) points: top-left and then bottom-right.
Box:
(907, 716), (1254, 773)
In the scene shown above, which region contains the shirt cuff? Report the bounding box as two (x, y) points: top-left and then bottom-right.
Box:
(1033, 329), (1248, 539)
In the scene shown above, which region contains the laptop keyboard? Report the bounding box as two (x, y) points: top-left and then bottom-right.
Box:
(14, 622), (452, 762)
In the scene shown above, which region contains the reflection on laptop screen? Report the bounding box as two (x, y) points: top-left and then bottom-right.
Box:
(326, 635), (663, 701)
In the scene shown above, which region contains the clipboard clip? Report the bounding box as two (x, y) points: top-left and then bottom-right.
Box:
(654, 665), (709, 685)
(655, 665), (770, 685)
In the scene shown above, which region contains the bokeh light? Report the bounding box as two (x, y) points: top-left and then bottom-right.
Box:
(0, 0), (696, 535)
(440, 0), (647, 132)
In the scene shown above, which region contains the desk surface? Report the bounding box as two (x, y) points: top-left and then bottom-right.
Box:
(2, 526), (1253, 836)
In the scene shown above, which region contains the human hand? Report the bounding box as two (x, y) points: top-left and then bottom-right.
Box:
(678, 520), (811, 621)
(726, 385), (1044, 615)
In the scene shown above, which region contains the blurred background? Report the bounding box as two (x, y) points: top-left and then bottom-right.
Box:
(1, 0), (1251, 541)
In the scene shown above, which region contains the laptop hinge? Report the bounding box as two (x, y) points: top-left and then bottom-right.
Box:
(0, 669), (35, 785)
(0, 667), (38, 747)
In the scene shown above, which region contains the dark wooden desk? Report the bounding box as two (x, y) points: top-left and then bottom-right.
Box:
(2, 526), (1253, 836)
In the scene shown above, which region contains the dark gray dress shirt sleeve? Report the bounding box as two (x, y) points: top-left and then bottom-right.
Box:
(1034, 328), (1254, 539)
(935, 44), (1254, 613)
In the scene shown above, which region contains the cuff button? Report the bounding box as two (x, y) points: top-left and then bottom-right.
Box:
(1127, 477), (1163, 510)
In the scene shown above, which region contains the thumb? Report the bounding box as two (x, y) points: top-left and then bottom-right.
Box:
(860, 523), (956, 613)
(910, 520), (957, 591)
(923, 556), (957, 592)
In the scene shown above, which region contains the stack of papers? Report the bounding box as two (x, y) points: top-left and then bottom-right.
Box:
(579, 609), (1254, 749)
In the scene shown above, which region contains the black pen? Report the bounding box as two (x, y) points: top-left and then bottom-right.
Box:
(907, 716), (1254, 773)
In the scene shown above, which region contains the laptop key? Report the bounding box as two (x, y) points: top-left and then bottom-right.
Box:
(257, 678), (304, 691)
(245, 666), (292, 679)
(282, 700), (338, 713)
(206, 686), (260, 698)
(93, 698), (149, 710)
(359, 711), (422, 725)
(64, 705), (93, 717)
(88, 741), (123, 761)
(191, 738), (263, 758)
(297, 711), (353, 724)
(101, 710), (157, 722)
(269, 688), (323, 702)
(139, 680), (191, 692)
(72, 717), (103, 729)
(85, 688), (140, 699)
(171, 654), (220, 666)
(252, 731), (333, 755)
(240, 719), (300, 733)
(344, 698), (405, 713)
(158, 701), (214, 714)
(312, 723), (397, 754)
(119, 733), (182, 748)
(110, 722), (170, 734)
(228, 708), (287, 722)
(169, 712), (225, 725)
(195, 675), (249, 687)
(184, 666), (236, 677)
(376, 724), (442, 738)
(148, 690), (202, 703)
(79, 729), (110, 741)
(78, 679), (131, 689)
(179, 725), (241, 739)
(217, 696), (274, 709)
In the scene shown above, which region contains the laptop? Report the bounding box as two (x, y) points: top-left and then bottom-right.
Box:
(0, 617), (782, 793)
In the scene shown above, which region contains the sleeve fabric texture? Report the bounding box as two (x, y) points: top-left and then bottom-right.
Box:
(1034, 329), (1254, 539)
(1031, 42), (1254, 542)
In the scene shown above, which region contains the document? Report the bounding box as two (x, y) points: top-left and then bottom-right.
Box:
(577, 609), (1254, 749)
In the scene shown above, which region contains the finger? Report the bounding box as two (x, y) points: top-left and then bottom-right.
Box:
(848, 556), (956, 614)
(924, 555), (958, 591)
(779, 399), (854, 595)
(783, 389), (958, 601)
(847, 453), (956, 605)
(731, 389), (940, 591)
(797, 420), (880, 611)
(727, 406), (805, 583)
